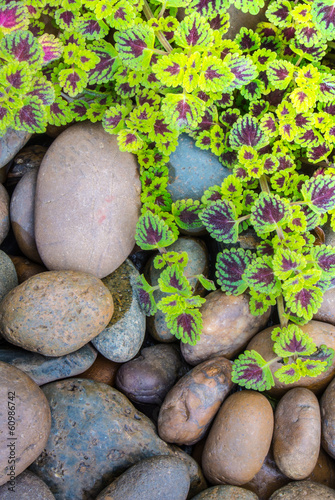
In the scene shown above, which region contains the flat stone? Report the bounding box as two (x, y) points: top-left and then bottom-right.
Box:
(35, 122), (141, 279)
(92, 260), (145, 362)
(0, 250), (18, 302)
(167, 134), (229, 202)
(0, 184), (9, 245)
(0, 344), (97, 385)
(0, 470), (55, 499)
(96, 456), (190, 500)
(0, 128), (31, 169)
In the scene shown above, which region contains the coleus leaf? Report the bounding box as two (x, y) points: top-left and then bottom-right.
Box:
(58, 67), (88, 98)
(249, 290), (276, 315)
(158, 264), (193, 296)
(171, 199), (203, 230)
(38, 33), (63, 65)
(77, 13), (108, 40)
(312, 245), (335, 276)
(102, 102), (131, 134)
(225, 53), (258, 90)
(186, 0), (230, 17)
(274, 359), (304, 384)
(199, 55), (234, 93)
(298, 359), (328, 377)
(196, 274), (216, 291)
(133, 274), (157, 316)
(272, 324), (317, 357)
(135, 211), (178, 250)
(27, 76), (55, 106)
(115, 23), (155, 70)
(54, 8), (78, 31)
(152, 52), (186, 87)
(117, 128), (144, 152)
(161, 93), (205, 130)
(266, 0), (292, 27)
(250, 193), (289, 234)
(285, 286), (323, 321)
(47, 96), (73, 126)
(216, 247), (253, 295)
(243, 256), (281, 295)
(0, 30), (43, 66)
(318, 74), (335, 103)
(301, 175), (335, 214)
(311, 0), (335, 41)
(272, 248), (304, 281)
(0, 100), (14, 133)
(232, 350), (274, 391)
(229, 114), (268, 150)
(87, 41), (121, 84)
(153, 250), (189, 270)
(290, 38), (327, 63)
(307, 142), (332, 163)
(267, 59), (295, 90)
(300, 344), (335, 369)
(14, 95), (46, 133)
(174, 12), (213, 49)
(233, 0), (265, 15)
(0, 2), (29, 33)
(235, 27), (261, 52)
(199, 199), (238, 243)
(0, 61), (30, 95)
(166, 307), (202, 345)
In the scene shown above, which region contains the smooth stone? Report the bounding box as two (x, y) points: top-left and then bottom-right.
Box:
(273, 388), (321, 480)
(0, 270), (114, 356)
(181, 290), (270, 365)
(30, 379), (206, 500)
(191, 485), (259, 499)
(92, 260), (145, 362)
(0, 362), (51, 485)
(116, 344), (187, 405)
(0, 250), (18, 302)
(167, 134), (229, 202)
(80, 352), (120, 386)
(95, 455), (190, 500)
(314, 286), (335, 325)
(247, 321), (335, 397)
(0, 184), (9, 245)
(158, 356), (234, 446)
(6, 144), (46, 186)
(10, 169), (42, 263)
(321, 375), (335, 458)
(0, 470), (55, 499)
(9, 255), (47, 283)
(147, 237), (208, 342)
(0, 128), (31, 169)
(202, 390), (274, 486)
(0, 344), (97, 385)
(269, 481), (335, 499)
(35, 122), (141, 279)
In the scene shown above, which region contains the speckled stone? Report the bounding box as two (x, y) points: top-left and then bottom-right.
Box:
(95, 456), (190, 500)
(92, 260), (145, 362)
(0, 250), (18, 302)
(167, 134), (229, 202)
(146, 237), (208, 342)
(0, 470), (55, 499)
(269, 481), (335, 499)
(0, 344), (97, 385)
(191, 485), (259, 499)
(9, 255), (47, 283)
(30, 378), (206, 500)
(0, 128), (31, 169)
(0, 184), (9, 245)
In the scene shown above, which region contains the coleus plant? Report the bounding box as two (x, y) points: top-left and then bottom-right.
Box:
(2, 0), (335, 389)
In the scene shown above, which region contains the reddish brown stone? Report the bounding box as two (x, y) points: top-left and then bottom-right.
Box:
(9, 256), (47, 283)
(80, 353), (120, 386)
(0, 184), (9, 245)
(321, 376), (335, 459)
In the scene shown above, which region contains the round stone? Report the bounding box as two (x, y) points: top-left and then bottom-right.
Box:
(80, 352), (120, 386)
(92, 260), (146, 362)
(0, 362), (51, 485)
(95, 456), (190, 500)
(0, 470), (55, 499)
(35, 122), (141, 279)
(0, 250), (18, 303)
(314, 286), (335, 325)
(0, 128), (31, 170)
(191, 485), (259, 499)
(269, 481), (335, 499)
(321, 375), (335, 459)
(0, 270), (114, 356)
(0, 184), (9, 245)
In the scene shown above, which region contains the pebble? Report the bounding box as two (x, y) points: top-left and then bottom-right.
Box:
(34, 122), (141, 279)
(247, 321), (335, 396)
(158, 356), (234, 446)
(167, 133), (229, 202)
(0, 362), (51, 485)
(30, 378), (206, 499)
(202, 390), (274, 485)
(116, 343), (187, 405)
(147, 237), (208, 342)
(0, 470), (55, 499)
(269, 480), (335, 499)
(0, 270), (114, 356)
(92, 260), (146, 362)
(273, 388), (321, 480)
(0, 184), (9, 245)
(0, 344), (97, 385)
(191, 485), (259, 499)
(313, 286), (335, 325)
(0, 250), (18, 302)
(0, 128), (31, 170)
(321, 374), (335, 459)
(80, 352), (120, 386)
(181, 290), (271, 365)
(9, 255), (47, 283)
(10, 169), (42, 263)
(95, 455), (190, 500)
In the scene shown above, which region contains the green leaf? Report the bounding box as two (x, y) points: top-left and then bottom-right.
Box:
(199, 199), (238, 243)
(115, 23), (156, 70)
(285, 286), (323, 321)
(272, 248), (305, 280)
(158, 265), (193, 296)
(166, 307), (203, 345)
(102, 102), (131, 134)
(174, 12), (213, 49)
(196, 274), (216, 291)
(272, 324), (317, 358)
(249, 290), (276, 315)
(250, 193), (290, 235)
(153, 251), (189, 270)
(232, 350), (274, 391)
(243, 256), (281, 296)
(133, 274), (157, 316)
(274, 360), (304, 384)
(161, 93), (205, 130)
(229, 114), (268, 150)
(58, 67), (88, 98)
(216, 247), (253, 295)
(267, 59), (295, 90)
(152, 52), (186, 87)
(135, 211), (178, 250)
(171, 199), (203, 230)
(14, 95), (46, 133)
(301, 175), (335, 214)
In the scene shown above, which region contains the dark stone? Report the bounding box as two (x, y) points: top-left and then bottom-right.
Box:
(0, 250), (18, 302)
(0, 470), (55, 499)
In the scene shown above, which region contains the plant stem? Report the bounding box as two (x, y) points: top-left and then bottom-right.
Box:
(295, 55), (303, 67)
(276, 294), (288, 328)
(259, 174), (270, 194)
(143, 0), (173, 53)
(158, 0), (167, 18)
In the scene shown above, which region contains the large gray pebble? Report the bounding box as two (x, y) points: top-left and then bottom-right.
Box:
(0, 470), (54, 499)
(191, 485), (259, 499)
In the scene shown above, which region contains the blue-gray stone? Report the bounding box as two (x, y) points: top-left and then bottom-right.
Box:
(167, 133), (230, 202)
(0, 250), (18, 302)
(92, 259), (145, 362)
(191, 485), (259, 499)
(0, 128), (31, 169)
(0, 470), (55, 499)
(29, 378), (206, 500)
(0, 344), (97, 385)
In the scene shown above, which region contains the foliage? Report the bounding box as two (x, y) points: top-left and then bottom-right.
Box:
(3, 0), (335, 389)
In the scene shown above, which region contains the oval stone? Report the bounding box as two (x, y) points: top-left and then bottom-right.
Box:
(10, 169), (42, 263)
(0, 128), (31, 169)
(181, 291), (271, 365)
(273, 388), (321, 480)
(247, 321), (335, 397)
(0, 362), (51, 485)
(321, 375), (335, 458)
(269, 481), (335, 500)
(35, 122), (141, 278)
(95, 456), (190, 500)
(202, 390), (274, 485)
(314, 286), (335, 325)
(80, 352), (120, 386)
(0, 250), (18, 302)
(0, 270), (113, 356)
(0, 470), (55, 499)
(9, 255), (46, 284)
(191, 485), (259, 499)
(0, 184), (9, 245)
(158, 356), (234, 445)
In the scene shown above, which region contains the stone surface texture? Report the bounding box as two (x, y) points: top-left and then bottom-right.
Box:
(321, 375), (335, 459)
(0, 250), (18, 302)
(269, 481), (335, 499)
(191, 485), (259, 499)
(0, 184), (9, 245)
(35, 122), (141, 278)
(0, 470), (55, 499)
(9, 255), (46, 283)
(0, 128), (31, 169)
